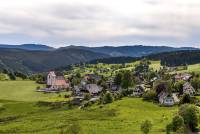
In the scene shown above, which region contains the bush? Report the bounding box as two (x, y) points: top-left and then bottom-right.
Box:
(180, 94), (191, 104)
(179, 94), (199, 104)
(61, 122), (81, 134)
(140, 120), (152, 134)
(142, 90), (157, 102)
(166, 123), (172, 134)
(84, 93), (91, 101)
(81, 101), (92, 108)
(172, 115), (184, 132)
(178, 104), (200, 131)
(36, 86), (41, 90)
(120, 88), (133, 97)
(103, 91), (113, 104)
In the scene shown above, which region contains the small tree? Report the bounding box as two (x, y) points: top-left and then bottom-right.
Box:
(142, 90), (157, 102)
(65, 122), (81, 134)
(140, 120), (152, 134)
(114, 72), (122, 88)
(180, 93), (191, 104)
(84, 93), (91, 101)
(174, 80), (184, 94)
(166, 123), (172, 134)
(121, 70), (134, 89)
(178, 104), (200, 131)
(103, 91), (113, 104)
(172, 115), (184, 132)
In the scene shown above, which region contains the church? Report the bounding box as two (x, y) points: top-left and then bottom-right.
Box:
(47, 71), (69, 90)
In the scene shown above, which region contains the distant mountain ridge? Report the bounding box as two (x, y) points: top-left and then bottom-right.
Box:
(0, 44), (199, 73)
(1, 44), (198, 57)
(0, 44), (55, 51)
(89, 50), (200, 67)
(0, 48), (109, 73)
(61, 45), (199, 57)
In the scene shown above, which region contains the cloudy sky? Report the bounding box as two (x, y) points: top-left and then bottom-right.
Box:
(0, 0), (200, 48)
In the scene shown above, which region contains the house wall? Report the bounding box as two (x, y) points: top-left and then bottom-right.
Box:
(47, 74), (56, 86)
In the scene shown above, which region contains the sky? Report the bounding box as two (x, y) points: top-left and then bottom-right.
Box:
(0, 0), (200, 48)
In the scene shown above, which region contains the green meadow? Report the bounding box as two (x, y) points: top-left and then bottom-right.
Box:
(0, 81), (177, 134)
(169, 63), (200, 74)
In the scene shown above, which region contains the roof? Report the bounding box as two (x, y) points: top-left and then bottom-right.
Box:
(85, 84), (102, 94)
(85, 74), (101, 81)
(54, 79), (68, 86)
(175, 73), (192, 81)
(48, 71), (56, 77)
(158, 91), (168, 103)
(48, 71), (64, 77)
(183, 82), (195, 95)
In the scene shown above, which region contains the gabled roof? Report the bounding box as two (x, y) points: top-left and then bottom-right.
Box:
(48, 71), (56, 76)
(183, 82), (195, 95)
(85, 84), (102, 94)
(54, 79), (68, 86)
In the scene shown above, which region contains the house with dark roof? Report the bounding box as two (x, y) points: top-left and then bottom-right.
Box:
(183, 82), (195, 96)
(84, 84), (102, 95)
(174, 73), (192, 82)
(84, 73), (101, 82)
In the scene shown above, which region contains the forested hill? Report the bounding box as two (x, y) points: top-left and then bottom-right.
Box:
(0, 44), (55, 51)
(89, 57), (138, 64)
(146, 50), (200, 66)
(0, 48), (109, 73)
(61, 45), (199, 57)
(89, 50), (200, 67)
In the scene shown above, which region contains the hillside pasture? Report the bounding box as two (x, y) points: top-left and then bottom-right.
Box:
(0, 81), (65, 102)
(0, 81), (177, 134)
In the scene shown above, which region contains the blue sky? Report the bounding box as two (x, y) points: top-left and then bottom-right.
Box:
(0, 0), (200, 48)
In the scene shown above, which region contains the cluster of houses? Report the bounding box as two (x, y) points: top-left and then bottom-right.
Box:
(37, 70), (196, 107)
(37, 71), (70, 92)
(132, 73), (195, 106)
(38, 71), (104, 98)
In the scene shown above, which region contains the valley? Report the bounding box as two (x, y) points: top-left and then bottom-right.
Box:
(0, 59), (200, 134)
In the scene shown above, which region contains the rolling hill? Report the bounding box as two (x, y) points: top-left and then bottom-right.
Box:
(0, 48), (109, 73)
(0, 44), (55, 51)
(62, 45), (199, 57)
(89, 50), (200, 67)
(146, 50), (200, 66)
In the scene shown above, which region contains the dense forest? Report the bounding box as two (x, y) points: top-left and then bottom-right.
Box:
(0, 48), (108, 73)
(90, 50), (200, 67)
(146, 50), (200, 66)
(89, 57), (138, 64)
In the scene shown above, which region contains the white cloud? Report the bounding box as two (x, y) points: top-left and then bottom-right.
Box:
(0, 0), (200, 47)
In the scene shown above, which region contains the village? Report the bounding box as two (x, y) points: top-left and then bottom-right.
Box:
(1, 59), (200, 134)
(36, 59), (199, 107)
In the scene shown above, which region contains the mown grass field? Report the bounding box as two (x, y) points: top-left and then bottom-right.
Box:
(170, 63), (200, 74)
(0, 81), (65, 102)
(0, 81), (177, 134)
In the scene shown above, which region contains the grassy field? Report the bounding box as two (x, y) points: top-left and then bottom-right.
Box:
(0, 81), (67, 102)
(170, 63), (200, 74)
(150, 61), (161, 71)
(0, 81), (177, 134)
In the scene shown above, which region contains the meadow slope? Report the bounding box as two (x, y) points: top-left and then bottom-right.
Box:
(0, 81), (177, 134)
